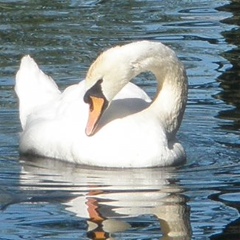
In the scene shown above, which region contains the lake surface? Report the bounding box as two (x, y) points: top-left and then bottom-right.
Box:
(0, 0), (240, 239)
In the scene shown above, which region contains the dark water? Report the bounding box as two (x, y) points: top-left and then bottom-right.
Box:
(0, 0), (240, 239)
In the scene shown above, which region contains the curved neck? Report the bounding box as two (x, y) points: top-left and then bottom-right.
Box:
(134, 50), (188, 139)
(86, 41), (188, 139)
(152, 64), (188, 139)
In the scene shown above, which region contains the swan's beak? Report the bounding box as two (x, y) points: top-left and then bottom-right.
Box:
(85, 96), (108, 136)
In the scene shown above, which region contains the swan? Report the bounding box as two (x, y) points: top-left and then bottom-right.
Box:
(15, 41), (188, 168)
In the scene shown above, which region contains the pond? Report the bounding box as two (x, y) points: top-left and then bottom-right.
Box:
(0, 0), (240, 239)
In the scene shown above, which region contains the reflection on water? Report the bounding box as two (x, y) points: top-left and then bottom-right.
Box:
(0, 0), (240, 239)
(215, 2), (240, 134)
(20, 157), (192, 239)
(210, 191), (240, 240)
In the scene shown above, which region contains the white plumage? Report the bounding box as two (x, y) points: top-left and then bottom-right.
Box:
(15, 41), (188, 167)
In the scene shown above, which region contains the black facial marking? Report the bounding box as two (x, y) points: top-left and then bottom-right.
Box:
(83, 79), (108, 110)
(84, 79), (103, 104)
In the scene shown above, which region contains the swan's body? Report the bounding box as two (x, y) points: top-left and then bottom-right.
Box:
(15, 41), (188, 168)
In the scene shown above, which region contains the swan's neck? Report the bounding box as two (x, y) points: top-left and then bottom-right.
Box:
(135, 52), (188, 140)
(151, 65), (188, 139)
(86, 41), (188, 139)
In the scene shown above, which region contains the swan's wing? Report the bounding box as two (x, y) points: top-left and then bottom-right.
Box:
(15, 55), (61, 129)
(114, 81), (151, 102)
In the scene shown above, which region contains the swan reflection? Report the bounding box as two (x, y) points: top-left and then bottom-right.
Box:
(20, 157), (192, 239)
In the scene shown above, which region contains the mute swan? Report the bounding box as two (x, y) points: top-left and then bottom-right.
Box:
(15, 41), (188, 168)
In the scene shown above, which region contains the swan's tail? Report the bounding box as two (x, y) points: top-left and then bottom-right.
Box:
(15, 55), (61, 129)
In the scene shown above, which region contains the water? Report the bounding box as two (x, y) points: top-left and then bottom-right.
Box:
(0, 0), (240, 239)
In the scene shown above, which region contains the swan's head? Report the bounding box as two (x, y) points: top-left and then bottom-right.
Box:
(83, 43), (142, 136)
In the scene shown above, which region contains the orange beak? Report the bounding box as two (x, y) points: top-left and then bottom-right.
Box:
(85, 96), (107, 136)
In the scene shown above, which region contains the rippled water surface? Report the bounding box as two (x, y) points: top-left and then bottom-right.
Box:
(0, 0), (240, 239)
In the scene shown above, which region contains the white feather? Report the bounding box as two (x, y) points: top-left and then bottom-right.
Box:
(15, 41), (188, 167)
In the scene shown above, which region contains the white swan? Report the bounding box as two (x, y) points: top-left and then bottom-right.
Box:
(15, 41), (188, 168)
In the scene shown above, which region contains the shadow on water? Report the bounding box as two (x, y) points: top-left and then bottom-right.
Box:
(15, 156), (192, 239)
